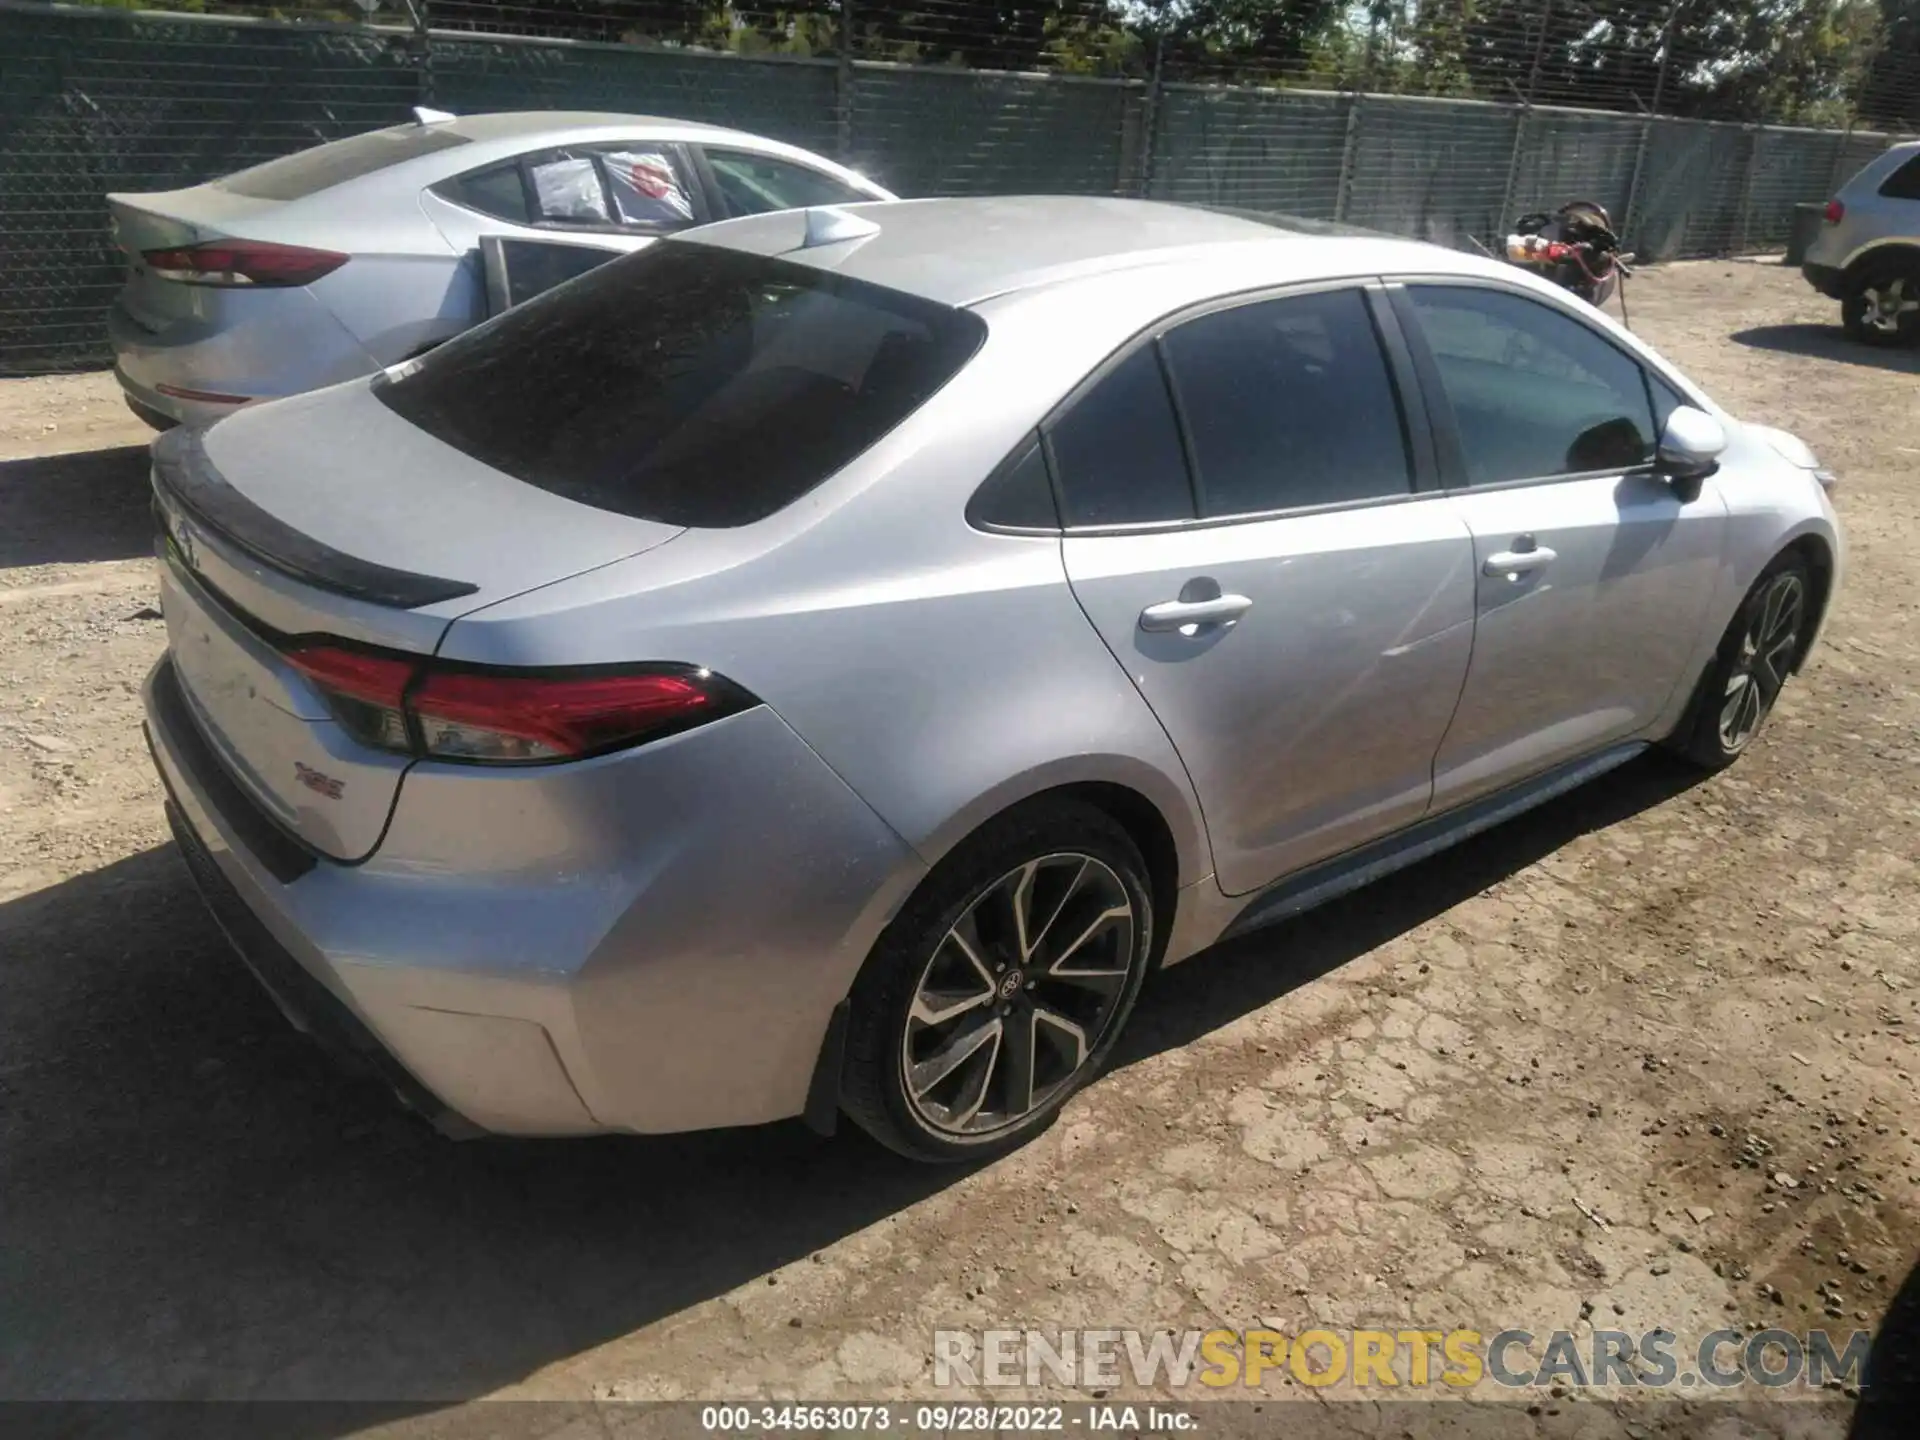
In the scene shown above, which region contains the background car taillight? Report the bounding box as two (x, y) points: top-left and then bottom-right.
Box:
(1823, 199), (1846, 224)
(141, 239), (349, 287)
(282, 643), (752, 765)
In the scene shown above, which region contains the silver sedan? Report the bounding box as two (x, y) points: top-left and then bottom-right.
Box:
(143, 196), (1842, 1161)
(107, 109), (894, 428)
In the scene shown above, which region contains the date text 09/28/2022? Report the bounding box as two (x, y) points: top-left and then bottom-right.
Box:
(700, 1405), (1197, 1431)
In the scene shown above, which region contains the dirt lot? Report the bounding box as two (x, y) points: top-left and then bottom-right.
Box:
(2, 262), (1917, 1432)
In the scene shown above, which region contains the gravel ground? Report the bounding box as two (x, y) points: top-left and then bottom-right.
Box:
(1, 261), (1916, 1434)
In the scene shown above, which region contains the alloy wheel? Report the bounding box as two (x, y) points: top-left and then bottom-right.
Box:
(901, 853), (1136, 1138)
(1718, 570), (1805, 753)
(1860, 277), (1920, 335)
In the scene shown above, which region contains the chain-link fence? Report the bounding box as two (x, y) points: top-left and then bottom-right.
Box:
(4, 0), (1918, 375)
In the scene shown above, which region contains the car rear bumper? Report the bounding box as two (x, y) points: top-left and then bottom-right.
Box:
(143, 653), (924, 1138)
(1802, 261), (1845, 299)
(108, 286), (380, 426)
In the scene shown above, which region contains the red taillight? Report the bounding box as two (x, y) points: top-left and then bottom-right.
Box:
(284, 644), (413, 708)
(141, 239), (349, 287)
(283, 644), (416, 753)
(281, 642), (749, 765)
(412, 669), (728, 762)
(1824, 199), (1845, 224)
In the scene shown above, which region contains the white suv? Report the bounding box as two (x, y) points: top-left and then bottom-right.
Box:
(1803, 140), (1920, 346)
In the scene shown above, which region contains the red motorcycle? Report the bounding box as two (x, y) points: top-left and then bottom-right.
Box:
(1503, 200), (1634, 312)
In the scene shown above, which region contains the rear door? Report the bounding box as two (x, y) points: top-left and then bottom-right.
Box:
(1391, 282), (1726, 810)
(1058, 284), (1477, 896)
(478, 235), (627, 315)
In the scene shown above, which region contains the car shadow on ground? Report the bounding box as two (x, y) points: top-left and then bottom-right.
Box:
(0, 444), (154, 567)
(1117, 751), (1702, 1070)
(1729, 324), (1920, 375)
(1851, 1254), (1920, 1438)
(0, 754), (1699, 1419)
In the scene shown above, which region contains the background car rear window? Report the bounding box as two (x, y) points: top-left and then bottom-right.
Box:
(1047, 347), (1196, 527)
(1408, 286), (1657, 484)
(1878, 153), (1920, 201)
(1162, 290), (1411, 515)
(217, 125), (470, 201)
(372, 242), (985, 528)
(438, 163), (531, 224)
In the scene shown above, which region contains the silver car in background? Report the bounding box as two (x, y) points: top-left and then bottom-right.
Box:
(106, 110), (894, 427)
(144, 197), (1841, 1162)
(1803, 138), (1920, 345)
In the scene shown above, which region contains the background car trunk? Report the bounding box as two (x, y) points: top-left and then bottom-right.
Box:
(108, 189), (292, 332)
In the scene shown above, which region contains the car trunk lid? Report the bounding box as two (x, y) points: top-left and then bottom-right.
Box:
(152, 382), (685, 860)
(108, 189), (290, 331)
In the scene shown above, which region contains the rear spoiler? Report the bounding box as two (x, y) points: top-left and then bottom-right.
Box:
(151, 426), (478, 610)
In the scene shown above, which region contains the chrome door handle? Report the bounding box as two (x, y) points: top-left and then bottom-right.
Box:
(1139, 594), (1253, 633)
(1484, 546), (1557, 577)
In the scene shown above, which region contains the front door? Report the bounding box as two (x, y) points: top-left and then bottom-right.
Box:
(1053, 286), (1478, 896)
(1392, 283), (1727, 809)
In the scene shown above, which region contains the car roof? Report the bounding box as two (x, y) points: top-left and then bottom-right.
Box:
(676, 195), (1480, 307)
(438, 111), (768, 145)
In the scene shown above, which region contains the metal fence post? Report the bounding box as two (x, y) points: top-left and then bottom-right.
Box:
(1826, 34), (1882, 193)
(1497, 0), (1553, 237)
(1734, 121), (1761, 254)
(1334, 91), (1362, 223)
(395, 0), (431, 105)
(836, 0), (855, 163)
(1621, 0), (1683, 246)
(1137, 31), (1165, 198)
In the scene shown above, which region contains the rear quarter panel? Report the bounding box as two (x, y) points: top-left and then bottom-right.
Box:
(430, 288), (1223, 898)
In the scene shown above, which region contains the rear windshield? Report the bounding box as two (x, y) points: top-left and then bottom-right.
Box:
(371, 242), (987, 527)
(218, 125), (471, 201)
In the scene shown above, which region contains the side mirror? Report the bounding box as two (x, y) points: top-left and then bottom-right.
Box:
(1655, 405), (1726, 502)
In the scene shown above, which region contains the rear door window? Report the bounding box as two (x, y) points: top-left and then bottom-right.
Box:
(528, 152), (612, 225)
(372, 241), (985, 528)
(218, 124), (470, 201)
(518, 146), (698, 231)
(1160, 289), (1412, 515)
(600, 149), (696, 225)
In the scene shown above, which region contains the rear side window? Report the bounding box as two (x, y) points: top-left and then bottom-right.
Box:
(1878, 153), (1920, 201)
(1161, 289), (1411, 515)
(437, 162), (531, 223)
(372, 242), (985, 528)
(968, 438), (1059, 530)
(1047, 347), (1195, 527)
(1407, 285), (1656, 484)
(218, 125), (470, 201)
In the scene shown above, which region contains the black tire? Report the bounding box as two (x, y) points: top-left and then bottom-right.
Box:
(1670, 555), (1812, 771)
(1841, 260), (1920, 347)
(840, 798), (1155, 1163)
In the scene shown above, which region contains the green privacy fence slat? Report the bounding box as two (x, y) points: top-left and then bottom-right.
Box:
(0, 4), (421, 375)
(1146, 88), (1349, 219)
(429, 39), (838, 158)
(3, 1), (1913, 376)
(846, 65), (1134, 198)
